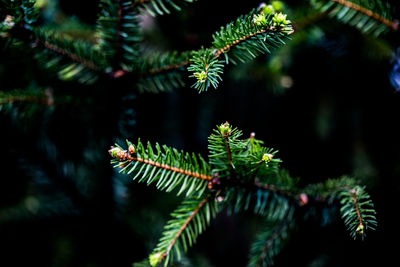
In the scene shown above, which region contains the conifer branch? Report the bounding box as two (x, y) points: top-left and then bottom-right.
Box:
(149, 195), (218, 266)
(32, 29), (104, 83)
(248, 210), (295, 267)
(109, 139), (211, 196)
(132, 0), (197, 16)
(36, 38), (100, 72)
(97, 0), (141, 70)
(0, 89), (53, 106)
(188, 6), (294, 92)
(108, 123), (378, 266)
(136, 51), (192, 92)
(339, 186), (377, 239)
(253, 180), (294, 197)
(313, 0), (397, 36)
(331, 0), (398, 30)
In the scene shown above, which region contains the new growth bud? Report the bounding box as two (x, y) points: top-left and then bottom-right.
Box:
(108, 147), (128, 160)
(253, 13), (268, 26)
(262, 153), (274, 163)
(128, 144), (136, 154)
(219, 122), (231, 136)
(149, 252), (163, 267)
(272, 12), (291, 26)
(194, 71), (207, 83)
(356, 224), (364, 235)
(263, 4), (275, 15)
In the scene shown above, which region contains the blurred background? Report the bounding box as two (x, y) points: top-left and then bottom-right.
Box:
(1, 0), (400, 266)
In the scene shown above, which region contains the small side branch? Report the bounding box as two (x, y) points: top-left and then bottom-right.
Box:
(110, 147), (212, 181)
(36, 39), (100, 71)
(349, 188), (364, 227)
(161, 197), (209, 262)
(331, 0), (398, 30)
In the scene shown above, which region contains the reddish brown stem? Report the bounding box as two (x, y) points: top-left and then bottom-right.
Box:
(110, 148), (212, 180)
(38, 39), (99, 71)
(350, 189), (364, 226)
(331, 0), (398, 30)
(159, 197), (210, 262)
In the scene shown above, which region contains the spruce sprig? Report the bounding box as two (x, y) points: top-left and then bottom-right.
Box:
(149, 195), (218, 267)
(187, 6), (294, 92)
(110, 122), (377, 266)
(97, 0), (142, 71)
(312, 0), (398, 36)
(109, 139), (211, 196)
(133, 0), (197, 16)
(340, 186), (377, 239)
(248, 209), (295, 267)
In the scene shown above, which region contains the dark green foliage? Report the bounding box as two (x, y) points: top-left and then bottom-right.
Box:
(187, 6), (294, 92)
(187, 48), (224, 92)
(1, 0), (392, 266)
(340, 186), (377, 240)
(212, 8), (293, 64)
(110, 122), (377, 266)
(149, 195), (218, 267)
(110, 139), (211, 196)
(312, 0), (397, 36)
(34, 28), (104, 83)
(97, 0), (141, 70)
(248, 209), (294, 267)
(137, 50), (191, 92)
(135, 0), (197, 16)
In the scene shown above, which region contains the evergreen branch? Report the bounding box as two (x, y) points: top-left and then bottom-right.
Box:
(253, 180), (294, 197)
(223, 185), (291, 216)
(136, 50), (191, 92)
(149, 195), (218, 267)
(109, 139), (211, 196)
(211, 7), (293, 65)
(222, 124), (236, 179)
(33, 29), (104, 83)
(36, 37), (100, 72)
(245, 135), (281, 181)
(331, 0), (397, 30)
(188, 6), (293, 92)
(248, 211), (294, 267)
(133, 0), (197, 16)
(0, 89), (53, 106)
(313, 0), (397, 36)
(208, 122), (246, 178)
(97, 0), (141, 70)
(339, 186), (377, 239)
(187, 48), (224, 92)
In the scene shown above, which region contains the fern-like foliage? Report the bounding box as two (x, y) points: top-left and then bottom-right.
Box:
(248, 209), (295, 267)
(134, 0), (197, 16)
(97, 0), (142, 70)
(339, 186), (377, 239)
(312, 0), (398, 36)
(1, 1), (294, 93)
(149, 195), (218, 267)
(0, 88), (50, 106)
(187, 48), (224, 92)
(187, 6), (294, 92)
(110, 122), (377, 266)
(212, 8), (293, 64)
(34, 29), (104, 83)
(109, 139), (211, 196)
(137, 50), (191, 93)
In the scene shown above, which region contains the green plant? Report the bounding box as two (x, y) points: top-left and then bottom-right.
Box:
(110, 122), (377, 266)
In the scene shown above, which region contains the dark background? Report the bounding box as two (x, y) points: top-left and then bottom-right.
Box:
(1, 0), (400, 266)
